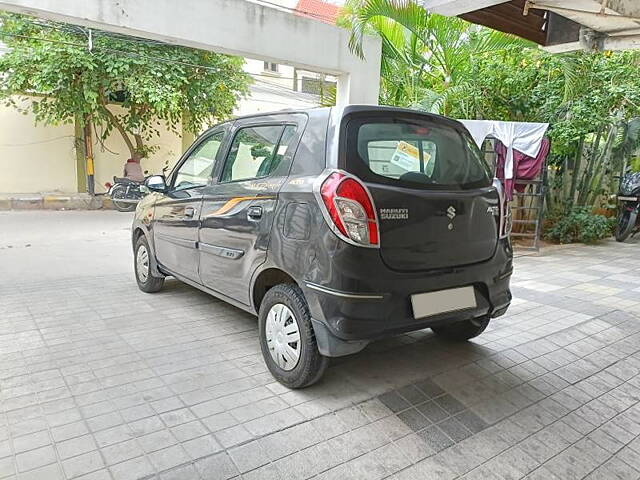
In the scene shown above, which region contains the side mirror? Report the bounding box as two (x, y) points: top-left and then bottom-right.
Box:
(145, 175), (167, 192)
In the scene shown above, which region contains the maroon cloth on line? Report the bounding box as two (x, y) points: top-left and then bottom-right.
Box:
(495, 137), (549, 201)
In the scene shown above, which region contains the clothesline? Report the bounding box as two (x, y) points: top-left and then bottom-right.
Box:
(459, 120), (550, 201)
(459, 119), (549, 182)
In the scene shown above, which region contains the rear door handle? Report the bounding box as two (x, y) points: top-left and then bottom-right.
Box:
(247, 206), (263, 221)
(184, 206), (196, 218)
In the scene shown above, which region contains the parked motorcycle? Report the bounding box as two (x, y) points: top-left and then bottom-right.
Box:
(106, 161), (169, 212)
(107, 177), (144, 212)
(615, 171), (640, 242)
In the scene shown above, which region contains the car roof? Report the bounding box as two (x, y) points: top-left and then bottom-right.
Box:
(206, 105), (466, 134)
(336, 105), (466, 131)
(233, 104), (449, 116)
(230, 106), (331, 121)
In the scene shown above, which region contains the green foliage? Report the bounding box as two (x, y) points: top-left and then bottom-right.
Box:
(544, 207), (616, 244)
(444, 48), (640, 157)
(0, 13), (251, 158)
(342, 0), (528, 113)
(342, 0), (640, 220)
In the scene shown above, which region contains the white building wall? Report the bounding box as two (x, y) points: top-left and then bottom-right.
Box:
(0, 98), (77, 193)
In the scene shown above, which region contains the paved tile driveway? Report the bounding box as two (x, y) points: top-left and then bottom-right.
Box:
(0, 211), (639, 480)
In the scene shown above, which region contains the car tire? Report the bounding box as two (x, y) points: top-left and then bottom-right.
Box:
(258, 284), (329, 389)
(431, 316), (490, 341)
(134, 235), (165, 293)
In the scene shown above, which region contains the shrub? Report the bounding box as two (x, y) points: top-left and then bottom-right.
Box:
(544, 207), (616, 244)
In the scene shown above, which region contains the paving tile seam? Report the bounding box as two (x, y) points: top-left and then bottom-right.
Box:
(121, 324), (640, 479)
(367, 316), (640, 478)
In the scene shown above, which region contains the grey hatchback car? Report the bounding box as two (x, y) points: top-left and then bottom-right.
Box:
(132, 105), (513, 388)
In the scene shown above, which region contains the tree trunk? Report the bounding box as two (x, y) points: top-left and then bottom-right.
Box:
(568, 135), (584, 206)
(74, 115), (87, 193)
(577, 125), (604, 205)
(133, 133), (145, 161)
(586, 122), (617, 206)
(98, 88), (139, 160)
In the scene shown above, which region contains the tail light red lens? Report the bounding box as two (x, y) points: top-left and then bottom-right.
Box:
(319, 172), (379, 247)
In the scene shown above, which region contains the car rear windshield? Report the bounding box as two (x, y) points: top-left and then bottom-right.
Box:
(344, 117), (492, 190)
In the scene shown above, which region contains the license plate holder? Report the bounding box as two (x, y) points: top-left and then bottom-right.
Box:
(411, 286), (477, 319)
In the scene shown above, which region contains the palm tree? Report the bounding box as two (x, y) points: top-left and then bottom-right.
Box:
(342, 0), (528, 115)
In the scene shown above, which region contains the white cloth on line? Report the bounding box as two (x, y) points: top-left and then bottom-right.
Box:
(458, 120), (549, 180)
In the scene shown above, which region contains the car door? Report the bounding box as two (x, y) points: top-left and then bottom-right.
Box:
(153, 129), (227, 282)
(198, 116), (305, 305)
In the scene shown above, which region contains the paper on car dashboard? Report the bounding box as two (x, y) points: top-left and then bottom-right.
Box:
(390, 141), (430, 172)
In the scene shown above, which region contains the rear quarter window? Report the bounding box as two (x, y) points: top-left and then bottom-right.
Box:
(345, 118), (492, 190)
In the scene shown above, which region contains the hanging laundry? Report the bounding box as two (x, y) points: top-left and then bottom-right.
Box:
(459, 120), (549, 186)
(495, 137), (550, 200)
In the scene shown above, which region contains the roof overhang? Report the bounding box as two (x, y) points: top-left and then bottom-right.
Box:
(421, 0), (640, 52)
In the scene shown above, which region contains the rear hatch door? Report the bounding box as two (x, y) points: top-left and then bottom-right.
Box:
(342, 113), (499, 271)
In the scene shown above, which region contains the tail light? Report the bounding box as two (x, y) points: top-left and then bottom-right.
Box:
(493, 179), (511, 238)
(105, 182), (112, 190)
(317, 171), (379, 248)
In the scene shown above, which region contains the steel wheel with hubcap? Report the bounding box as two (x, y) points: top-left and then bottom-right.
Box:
(134, 235), (165, 293)
(258, 284), (328, 388)
(265, 304), (301, 371)
(136, 245), (150, 283)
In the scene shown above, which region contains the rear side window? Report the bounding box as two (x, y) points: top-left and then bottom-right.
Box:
(221, 124), (297, 182)
(346, 118), (492, 190)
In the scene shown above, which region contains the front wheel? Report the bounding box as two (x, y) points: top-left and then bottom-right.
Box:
(134, 235), (164, 293)
(258, 284), (329, 389)
(615, 210), (636, 242)
(110, 184), (137, 212)
(431, 316), (490, 341)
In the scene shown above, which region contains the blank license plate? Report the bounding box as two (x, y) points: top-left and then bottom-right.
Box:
(411, 286), (477, 319)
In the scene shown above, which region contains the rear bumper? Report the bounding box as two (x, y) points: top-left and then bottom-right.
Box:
(303, 238), (513, 357)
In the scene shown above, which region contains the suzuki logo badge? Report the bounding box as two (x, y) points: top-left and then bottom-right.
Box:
(447, 206), (456, 230)
(446, 206), (456, 220)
